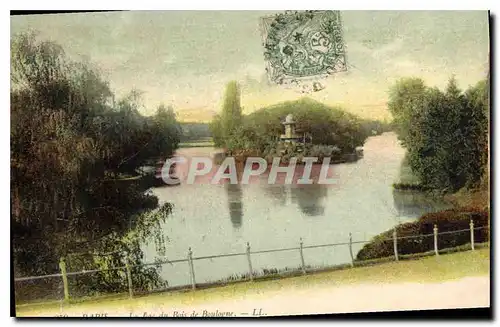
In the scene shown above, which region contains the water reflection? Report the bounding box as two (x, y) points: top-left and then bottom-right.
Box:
(262, 184), (329, 217)
(226, 183), (243, 229)
(291, 185), (328, 216)
(263, 185), (287, 206)
(225, 163), (245, 229)
(392, 189), (452, 218)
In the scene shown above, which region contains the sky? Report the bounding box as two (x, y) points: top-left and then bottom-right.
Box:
(11, 11), (489, 121)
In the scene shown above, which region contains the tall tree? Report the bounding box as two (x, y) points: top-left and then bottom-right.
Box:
(11, 32), (178, 293)
(209, 81), (243, 149)
(221, 80), (242, 136)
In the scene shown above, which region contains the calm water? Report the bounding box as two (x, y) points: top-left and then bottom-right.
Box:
(144, 132), (451, 287)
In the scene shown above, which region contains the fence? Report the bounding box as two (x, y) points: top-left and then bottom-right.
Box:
(14, 221), (489, 305)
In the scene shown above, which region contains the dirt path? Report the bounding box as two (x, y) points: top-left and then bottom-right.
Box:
(25, 276), (489, 317)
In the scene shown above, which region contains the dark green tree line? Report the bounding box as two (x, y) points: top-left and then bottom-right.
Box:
(388, 76), (489, 192)
(11, 32), (179, 292)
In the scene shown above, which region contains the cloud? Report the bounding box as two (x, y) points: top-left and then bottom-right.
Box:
(11, 11), (489, 121)
(371, 38), (405, 61)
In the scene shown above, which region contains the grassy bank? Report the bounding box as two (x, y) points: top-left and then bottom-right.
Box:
(16, 248), (490, 317)
(444, 177), (490, 210)
(357, 206), (489, 261)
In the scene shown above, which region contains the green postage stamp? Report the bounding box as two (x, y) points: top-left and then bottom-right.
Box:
(260, 10), (348, 87)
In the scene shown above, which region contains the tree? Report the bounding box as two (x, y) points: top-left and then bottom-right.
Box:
(221, 81), (242, 137)
(11, 32), (178, 293)
(246, 98), (367, 153)
(461, 79), (489, 189)
(179, 122), (211, 142)
(210, 81), (243, 149)
(389, 76), (489, 193)
(209, 114), (225, 147)
(387, 77), (427, 147)
(151, 103), (181, 158)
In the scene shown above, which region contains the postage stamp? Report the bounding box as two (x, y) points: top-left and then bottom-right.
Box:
(260, 10), (348, 87)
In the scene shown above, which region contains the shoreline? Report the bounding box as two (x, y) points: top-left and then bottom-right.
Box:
(213, 153), (362, 166)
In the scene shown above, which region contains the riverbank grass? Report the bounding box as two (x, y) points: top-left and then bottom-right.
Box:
(16, 248), (489, 317)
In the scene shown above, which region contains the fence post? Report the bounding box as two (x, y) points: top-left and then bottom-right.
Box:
(299, 238), (306, 274)
(246, 242), (254, 281)
(188, 247), (196, 290)
(433, 224), (439, 256)
(393, 229), (399, 261)
(125, 256), (133, 299)
(470, 220), (475, 251)
(348, 233), (354, 267)
(59, 257), (69, 302)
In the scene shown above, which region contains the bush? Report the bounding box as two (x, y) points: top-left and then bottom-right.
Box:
(304, 144), (341, 159)
(356, 207), (489, 261)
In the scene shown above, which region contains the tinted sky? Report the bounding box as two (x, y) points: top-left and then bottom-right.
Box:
(11, 11), (489, 120)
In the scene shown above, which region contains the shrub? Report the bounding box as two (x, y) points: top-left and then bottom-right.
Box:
(304, 144), (341, 160)
(356, 207), (489, 261)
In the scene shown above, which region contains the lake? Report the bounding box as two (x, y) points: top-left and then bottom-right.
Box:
(143, 132), (451, 287)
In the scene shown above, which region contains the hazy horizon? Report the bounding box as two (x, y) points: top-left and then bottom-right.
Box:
(11, 11), (489, 121)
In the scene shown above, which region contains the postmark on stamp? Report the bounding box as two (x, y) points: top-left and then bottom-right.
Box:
(259, 10), (347, 90)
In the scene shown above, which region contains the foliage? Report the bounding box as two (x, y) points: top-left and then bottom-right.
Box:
(387, 77), (427, 147)
(179, 122), (211, 142)
(305, 144), (341, 159)
(210, 81), (243, 148)
(11, 32), (179, 292)
(254, 98), (367, 151)
(388, 76), (489, 192)
(211, 97), (371, 161)
(65, 203), (174, 296)
(358, 118), (393, 137)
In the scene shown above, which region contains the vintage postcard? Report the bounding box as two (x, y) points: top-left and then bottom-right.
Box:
(11, 10), (490, 318)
